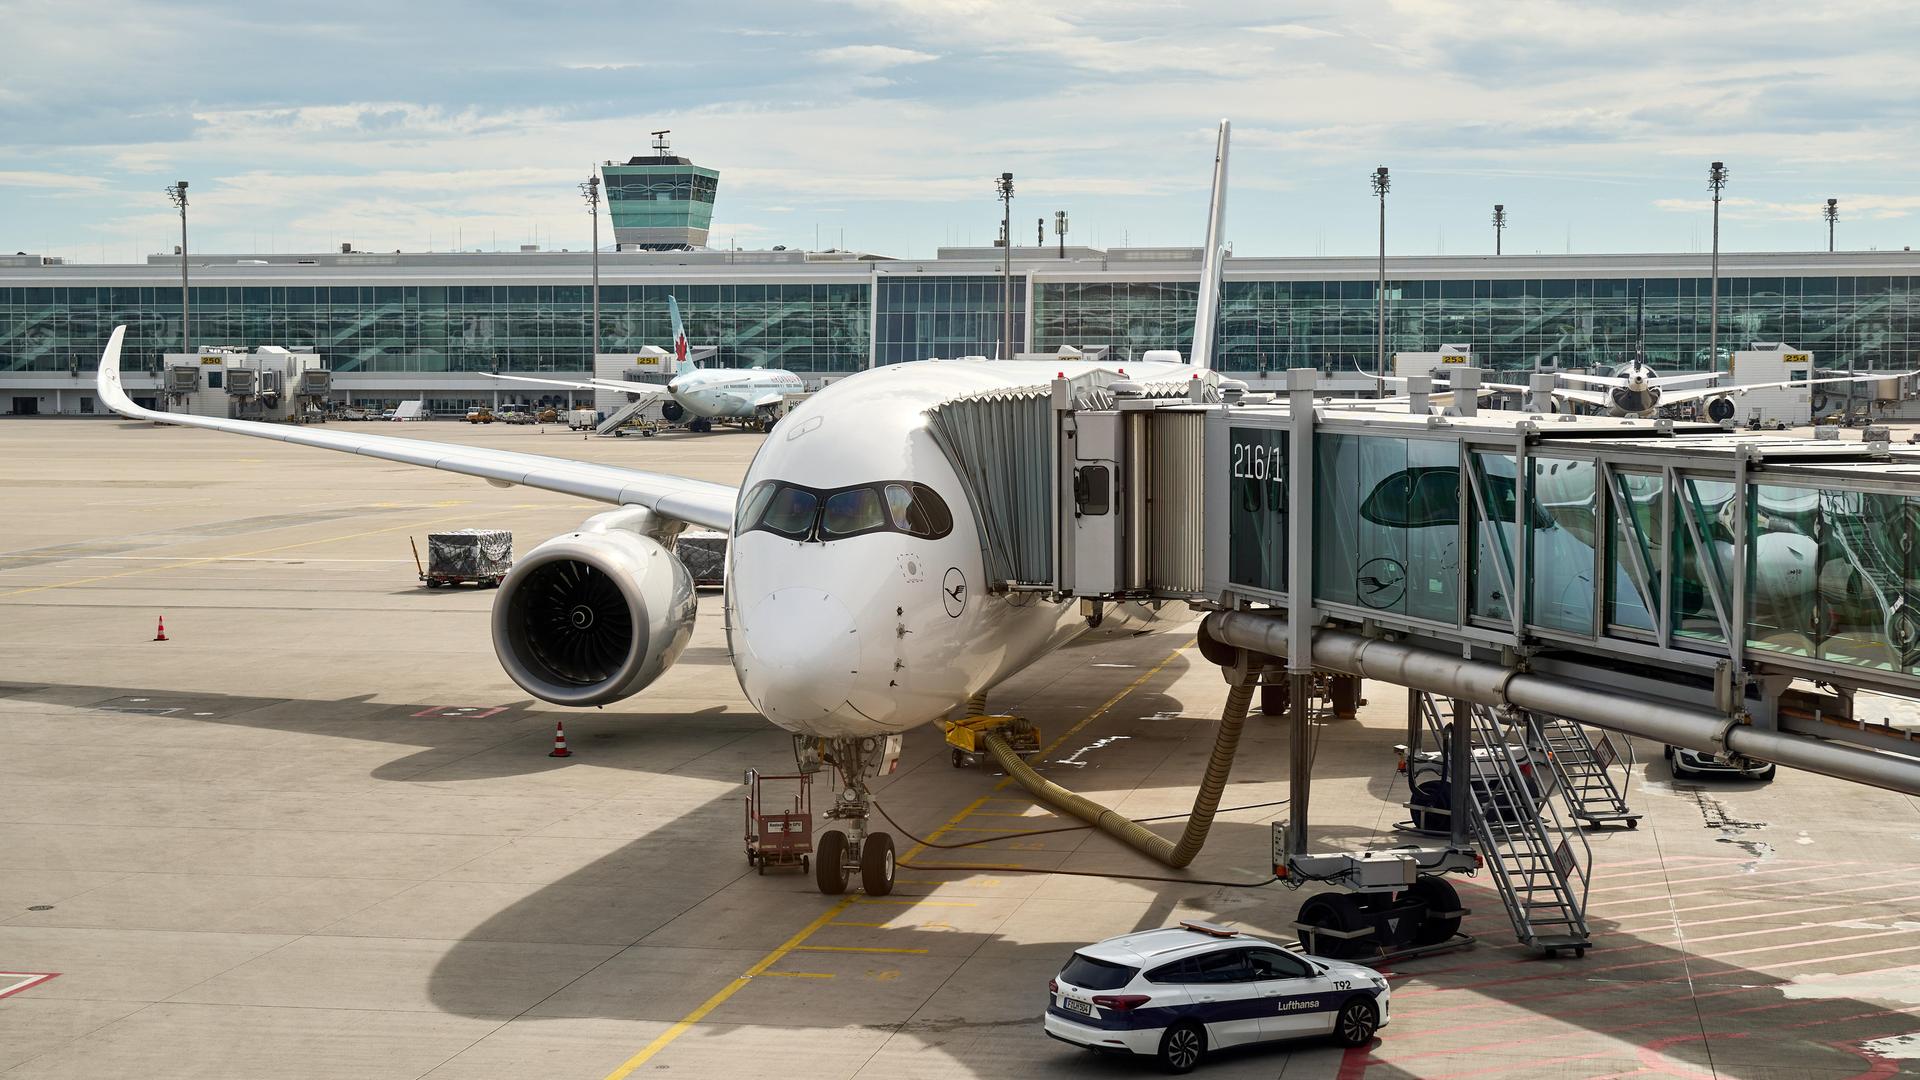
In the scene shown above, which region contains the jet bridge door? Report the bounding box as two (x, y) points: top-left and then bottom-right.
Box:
(1065, 412), (1123, 596)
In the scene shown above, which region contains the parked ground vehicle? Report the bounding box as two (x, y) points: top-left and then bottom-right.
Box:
(1045, 922), (1389, 1073)
(497, 410), (534, 425)
(465, 407), (495, 424)
(1665, 744), (1777, 780)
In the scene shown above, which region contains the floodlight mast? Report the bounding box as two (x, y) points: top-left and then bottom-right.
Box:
(1054, 209), (1067, 259)
(1824, 197), (1838, 252)
(1707, 162), (1728, 372)
(1492, 203), (1507, 255)
(995, 172), (1014, 359)
(581, 173), (601, 357)
(164, 180), (189, 355)
(1372, 166), (1390, 393)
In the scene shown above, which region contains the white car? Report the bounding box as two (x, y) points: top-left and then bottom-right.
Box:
(1665, 744), (1776, 781)
(1045, 921), (1390, 1073)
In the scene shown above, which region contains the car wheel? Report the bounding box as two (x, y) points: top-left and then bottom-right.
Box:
(1157, 1021), (1205, 1074)
(1334, 998), (1378, 1047)
(815, 830), (849, 894)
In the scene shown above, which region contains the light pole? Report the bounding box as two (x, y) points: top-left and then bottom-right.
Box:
(1372, 166), (1390, 390)
(1708, 161), (1727, 372)
(996, 172), (1014, 359)
(1824, 197), (1838, 253)
(1054, 210), (1067, 258)
(1492, 203), (1507, 255)
(580, 173), (601, 360)
(164, 180), (190, 354)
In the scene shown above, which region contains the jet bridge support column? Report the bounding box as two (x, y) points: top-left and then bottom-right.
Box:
(1286, 368), (1317, 858)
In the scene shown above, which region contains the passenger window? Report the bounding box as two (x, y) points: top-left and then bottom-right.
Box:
(821, 487), (887, 537)
(759, 486), (819, 539)
(1247, 948), (1314, 979)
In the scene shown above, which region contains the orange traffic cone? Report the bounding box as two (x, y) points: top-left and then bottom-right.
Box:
(548, 720), (572, 758)
(153, 615), (169, 642)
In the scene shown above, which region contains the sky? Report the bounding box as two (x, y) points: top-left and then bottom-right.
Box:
(1, 0), (1917, 263)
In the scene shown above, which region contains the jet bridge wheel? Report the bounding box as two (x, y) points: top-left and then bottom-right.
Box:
(1259, 682), (1289, 717)
(1405, 874), (1462, 946)
(1298, 892), (1370, 960)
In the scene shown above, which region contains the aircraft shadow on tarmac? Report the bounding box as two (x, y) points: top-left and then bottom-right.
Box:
(4, 676), (1911, 1077)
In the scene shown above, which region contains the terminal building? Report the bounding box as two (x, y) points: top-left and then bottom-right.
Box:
(3, 244), (1918, 416)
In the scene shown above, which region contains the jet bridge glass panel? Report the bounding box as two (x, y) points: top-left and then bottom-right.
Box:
(1530, 458), (1600, 635)
(1468, 451), (1522, 625)
(1313, 433), (1458, 622)
(1671, 477), (1735, 646)
(1606, 471), (1663, 633)
(1744, 484), (1920, 674)
(1226, 425), (1287, 595)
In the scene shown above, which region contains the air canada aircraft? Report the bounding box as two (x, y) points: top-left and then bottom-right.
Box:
(1380, 354), (1902, 419)
(97, 120), (1237, 900)
(488, 295), (801, 432)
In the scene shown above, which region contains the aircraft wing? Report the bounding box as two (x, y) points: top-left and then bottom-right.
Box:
(1549, 387), (1611, 408)
(747, 391), (789, 408)
(94, 326), (735, 531)
(483, 372), (668, 399)
(1658, 372), (1916, 407)
(1554, 372), (1624, 388)
(1646, 372), (1724, 388)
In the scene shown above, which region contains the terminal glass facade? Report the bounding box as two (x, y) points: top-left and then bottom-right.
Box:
(0, 282), (870, 375)
(1038, 275), (1920, 373)
(875, 275), (1025, 364)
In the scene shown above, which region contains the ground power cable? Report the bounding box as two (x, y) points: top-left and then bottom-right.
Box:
(873, 797), (1288, 889)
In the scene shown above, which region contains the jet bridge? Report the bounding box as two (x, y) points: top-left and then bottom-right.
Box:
(928, 365), (1920, 952)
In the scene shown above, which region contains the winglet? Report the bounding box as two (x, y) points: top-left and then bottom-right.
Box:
(95, 325), (150, 420)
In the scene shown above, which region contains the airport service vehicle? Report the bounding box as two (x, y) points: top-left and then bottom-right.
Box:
(487, 296), (802, 433)
(1665, 744), (1777, 781)
(566, 408), (598, 431)
(742, 768), (813, 876)
(1045, 922), (1389, 1073)
(465, 407), (495, 424)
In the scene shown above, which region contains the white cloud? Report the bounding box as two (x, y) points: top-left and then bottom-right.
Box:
(0, 170), (109, 191)
(811, 44), (938, 69)
(1247, 24), (1338, 39)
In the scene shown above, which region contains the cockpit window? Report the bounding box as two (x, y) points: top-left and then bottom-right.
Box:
(759, 486), (820, 539)
(822, 487), (887, 538)
(742, 479), (953, 543)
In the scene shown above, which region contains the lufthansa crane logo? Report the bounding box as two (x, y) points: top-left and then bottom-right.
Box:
(942, 568), (967, 618)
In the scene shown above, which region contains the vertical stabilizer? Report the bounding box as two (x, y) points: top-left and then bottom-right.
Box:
(668, 295), (694, 373)
(1189, 119), (1231, 371)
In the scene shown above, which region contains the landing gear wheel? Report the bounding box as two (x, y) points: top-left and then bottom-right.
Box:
(1334, 998), (1379, 1047)
(815, 830), (849, 894)
(1406, 874), (1462, 946)
(861, 832), (896, 896)
(1157, 1021), (1206, 1074)
(1299, 892), (1369, 960)
(1259, 682), (1289, 717)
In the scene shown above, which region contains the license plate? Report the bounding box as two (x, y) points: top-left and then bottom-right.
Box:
(1065, 997), (1093, 1016)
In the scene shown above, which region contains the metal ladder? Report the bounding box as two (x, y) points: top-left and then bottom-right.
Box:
(1527, 713), (1641, 828)
(595, 397), (655, 436)
(1418, 694), (1594, 956)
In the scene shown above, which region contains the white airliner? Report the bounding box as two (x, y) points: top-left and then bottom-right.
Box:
(489, 296), (802, 432)
(1383, 354), (1902, 419)
(96, 120), (1237, 900)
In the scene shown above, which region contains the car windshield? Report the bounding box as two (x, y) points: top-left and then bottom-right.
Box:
(1060, 953), (1137, 991)
(742, 480), (953, 543)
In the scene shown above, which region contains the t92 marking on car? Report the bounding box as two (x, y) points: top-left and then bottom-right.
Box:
(1043, 920), (1389, 1073)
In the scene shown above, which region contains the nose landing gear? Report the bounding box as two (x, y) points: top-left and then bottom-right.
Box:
(798, 734), (902, 896)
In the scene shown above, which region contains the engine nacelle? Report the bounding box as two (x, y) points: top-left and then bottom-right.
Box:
(492, 510), (697, 707)
(659, 399), (686, 423)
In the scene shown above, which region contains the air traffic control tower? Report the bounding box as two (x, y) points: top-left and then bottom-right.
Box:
(601, 130), (719, 250)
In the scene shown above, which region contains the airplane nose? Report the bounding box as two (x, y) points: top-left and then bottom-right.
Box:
(740, 587), (858, 725)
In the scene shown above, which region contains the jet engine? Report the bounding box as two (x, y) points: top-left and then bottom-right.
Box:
(491, 508), (697, 707)
(660, 399), (686, 423)
(1706, 396), (1736, 422)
